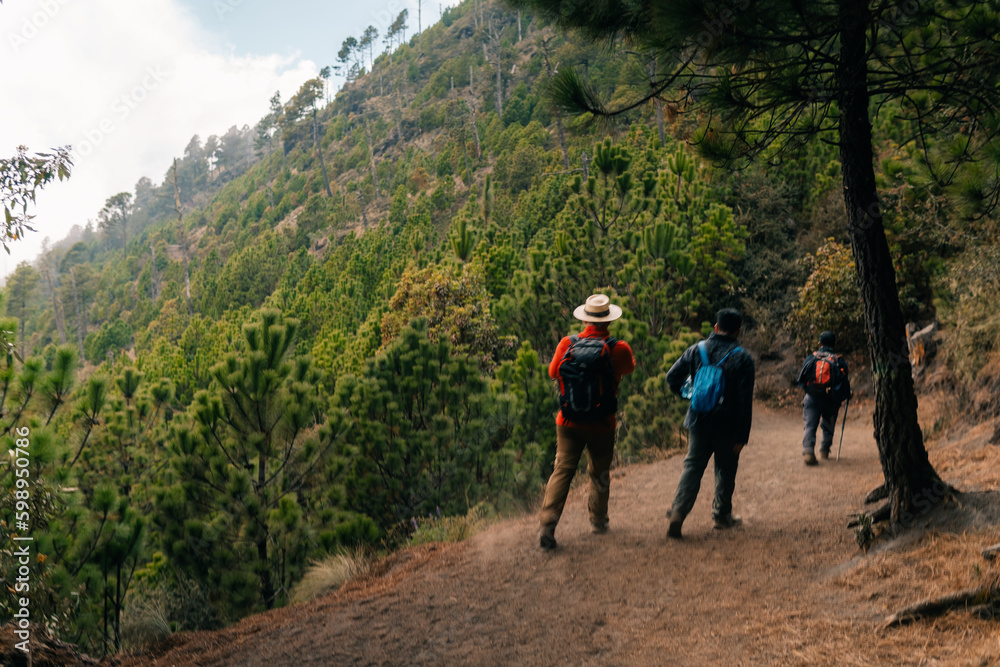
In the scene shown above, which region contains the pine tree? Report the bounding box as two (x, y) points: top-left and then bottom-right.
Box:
(158, 309), (336, 612)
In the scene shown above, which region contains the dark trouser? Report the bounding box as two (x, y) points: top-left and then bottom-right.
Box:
(802, 394), (840, 454)
(538, 425), (616, 535)
(669, 428), (741, 521)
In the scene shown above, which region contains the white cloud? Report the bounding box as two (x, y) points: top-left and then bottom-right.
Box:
(0, 0), (317, 277)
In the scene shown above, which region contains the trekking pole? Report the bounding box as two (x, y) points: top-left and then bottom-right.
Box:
(836, 397), (850, 461)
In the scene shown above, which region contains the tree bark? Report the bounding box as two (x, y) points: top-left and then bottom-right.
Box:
(149, 242), (160, 301)
(45, 264), (67, 345)
(495, 48), (503, 117)
(257, 450), (275, 609)
(358, 192), (369, 229)
(541, 42), (571, 169)
(69, 267), (86, 359)
(312, 108), (333, 197)
(172, 159), (194, 317)
(837, 0), (944, 527)
(395, 86), (405, 144)
(365, 121), (381, 199)
(468, 65), (483, 160)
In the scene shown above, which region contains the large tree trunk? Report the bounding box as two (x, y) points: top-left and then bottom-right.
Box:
(312, 108), (333, 198)
(838, 0), (945, 527)
(257, 451), (275, 609)
(365, 122), (381, 199)
(469, 65), (483, 159)
(45, 265), (67, 345)
(172, 159), (194, 316)
(540, 43), (571, 169)
(149, 242), (160, 301)
(69, 267), (86, 359)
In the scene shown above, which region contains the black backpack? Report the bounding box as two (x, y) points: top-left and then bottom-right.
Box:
(558, 336), (618, 423)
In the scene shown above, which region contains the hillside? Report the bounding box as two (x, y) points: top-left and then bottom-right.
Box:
(3, 0), (1000, 659)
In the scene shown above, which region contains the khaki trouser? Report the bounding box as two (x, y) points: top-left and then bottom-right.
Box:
(538, 425), (616, 535)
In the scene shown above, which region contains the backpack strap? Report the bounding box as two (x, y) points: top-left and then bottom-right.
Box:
(717, 345), (743, 367)
(697, 340), (710, 367)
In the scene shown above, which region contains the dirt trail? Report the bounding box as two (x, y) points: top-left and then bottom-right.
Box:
(126, 406), (1000, 666)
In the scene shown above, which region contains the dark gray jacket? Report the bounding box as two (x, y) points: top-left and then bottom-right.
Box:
(666, 333), (755, 443)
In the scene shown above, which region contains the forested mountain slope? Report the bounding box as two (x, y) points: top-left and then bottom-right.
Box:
(1, 0), (997, 657)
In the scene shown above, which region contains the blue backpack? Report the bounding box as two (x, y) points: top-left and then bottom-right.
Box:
(687, 341), (742, 413)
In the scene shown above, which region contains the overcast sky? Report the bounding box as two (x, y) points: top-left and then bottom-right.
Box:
(0, 0), (457, 279)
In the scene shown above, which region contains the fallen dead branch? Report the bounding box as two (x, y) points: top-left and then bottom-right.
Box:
(882, 583), (1000, 630)
(982, 543), (1000, 561)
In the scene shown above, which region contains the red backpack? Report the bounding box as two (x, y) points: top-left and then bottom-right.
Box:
(806, 350), (847, 399)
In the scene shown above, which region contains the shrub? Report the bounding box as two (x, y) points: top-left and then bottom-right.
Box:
(409, 502), (497, 546)
(790, 239), (865, 353)
(289, 547), (373, 604)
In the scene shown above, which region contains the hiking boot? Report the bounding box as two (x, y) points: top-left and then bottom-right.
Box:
(666, 510), (683, 539)
(804, 451), (819, 466)
(713, 514), (743, 530)
(819, 449), (830, 460)
(591, 521), (609, 535)
(539, 529), (557, 551)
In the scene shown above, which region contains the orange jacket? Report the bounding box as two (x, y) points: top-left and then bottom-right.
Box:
(549, 325), (636, 430)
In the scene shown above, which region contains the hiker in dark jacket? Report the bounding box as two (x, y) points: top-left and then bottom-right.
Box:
(664, 308), (755, 539)
(797, 331), (851, 465)
(538, 294), (635, 551)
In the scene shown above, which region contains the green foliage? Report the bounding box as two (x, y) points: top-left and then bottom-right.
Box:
(85, 319), (133, 364)
(790, 240), (865, 353)
(0, 146), (72, 250)
(380, 263), (504, 367)
(936, 245), (1000, 389)
(335, 320), (538, 530)
(209, 231), (289, 313)
(619, 329), (702, 457)
(449, 213), (477, 262)
(156, 309), (339, 616)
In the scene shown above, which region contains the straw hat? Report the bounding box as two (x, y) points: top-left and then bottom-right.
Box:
(573, 294), (623, 323)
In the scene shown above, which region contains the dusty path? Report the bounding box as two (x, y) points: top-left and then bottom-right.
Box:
(127, 406), (1000, 666)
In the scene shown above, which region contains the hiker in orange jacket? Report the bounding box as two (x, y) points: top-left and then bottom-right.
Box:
(797, 331), (851, 465)
(538, 294), (635, 551)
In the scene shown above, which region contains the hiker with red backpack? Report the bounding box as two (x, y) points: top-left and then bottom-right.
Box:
(538, 294), (635, 551)
(664, 308), (755, 539)
(797, 331), (852, 466)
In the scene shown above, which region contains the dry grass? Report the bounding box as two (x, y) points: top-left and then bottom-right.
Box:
(289, 546), (373, 604)
(806, 529), (1000, 666)
(119, 598), (172, 654)
(408, 502), (497, 546)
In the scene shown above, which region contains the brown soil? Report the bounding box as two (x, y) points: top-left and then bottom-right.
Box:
(113, 405), (1000, 666)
